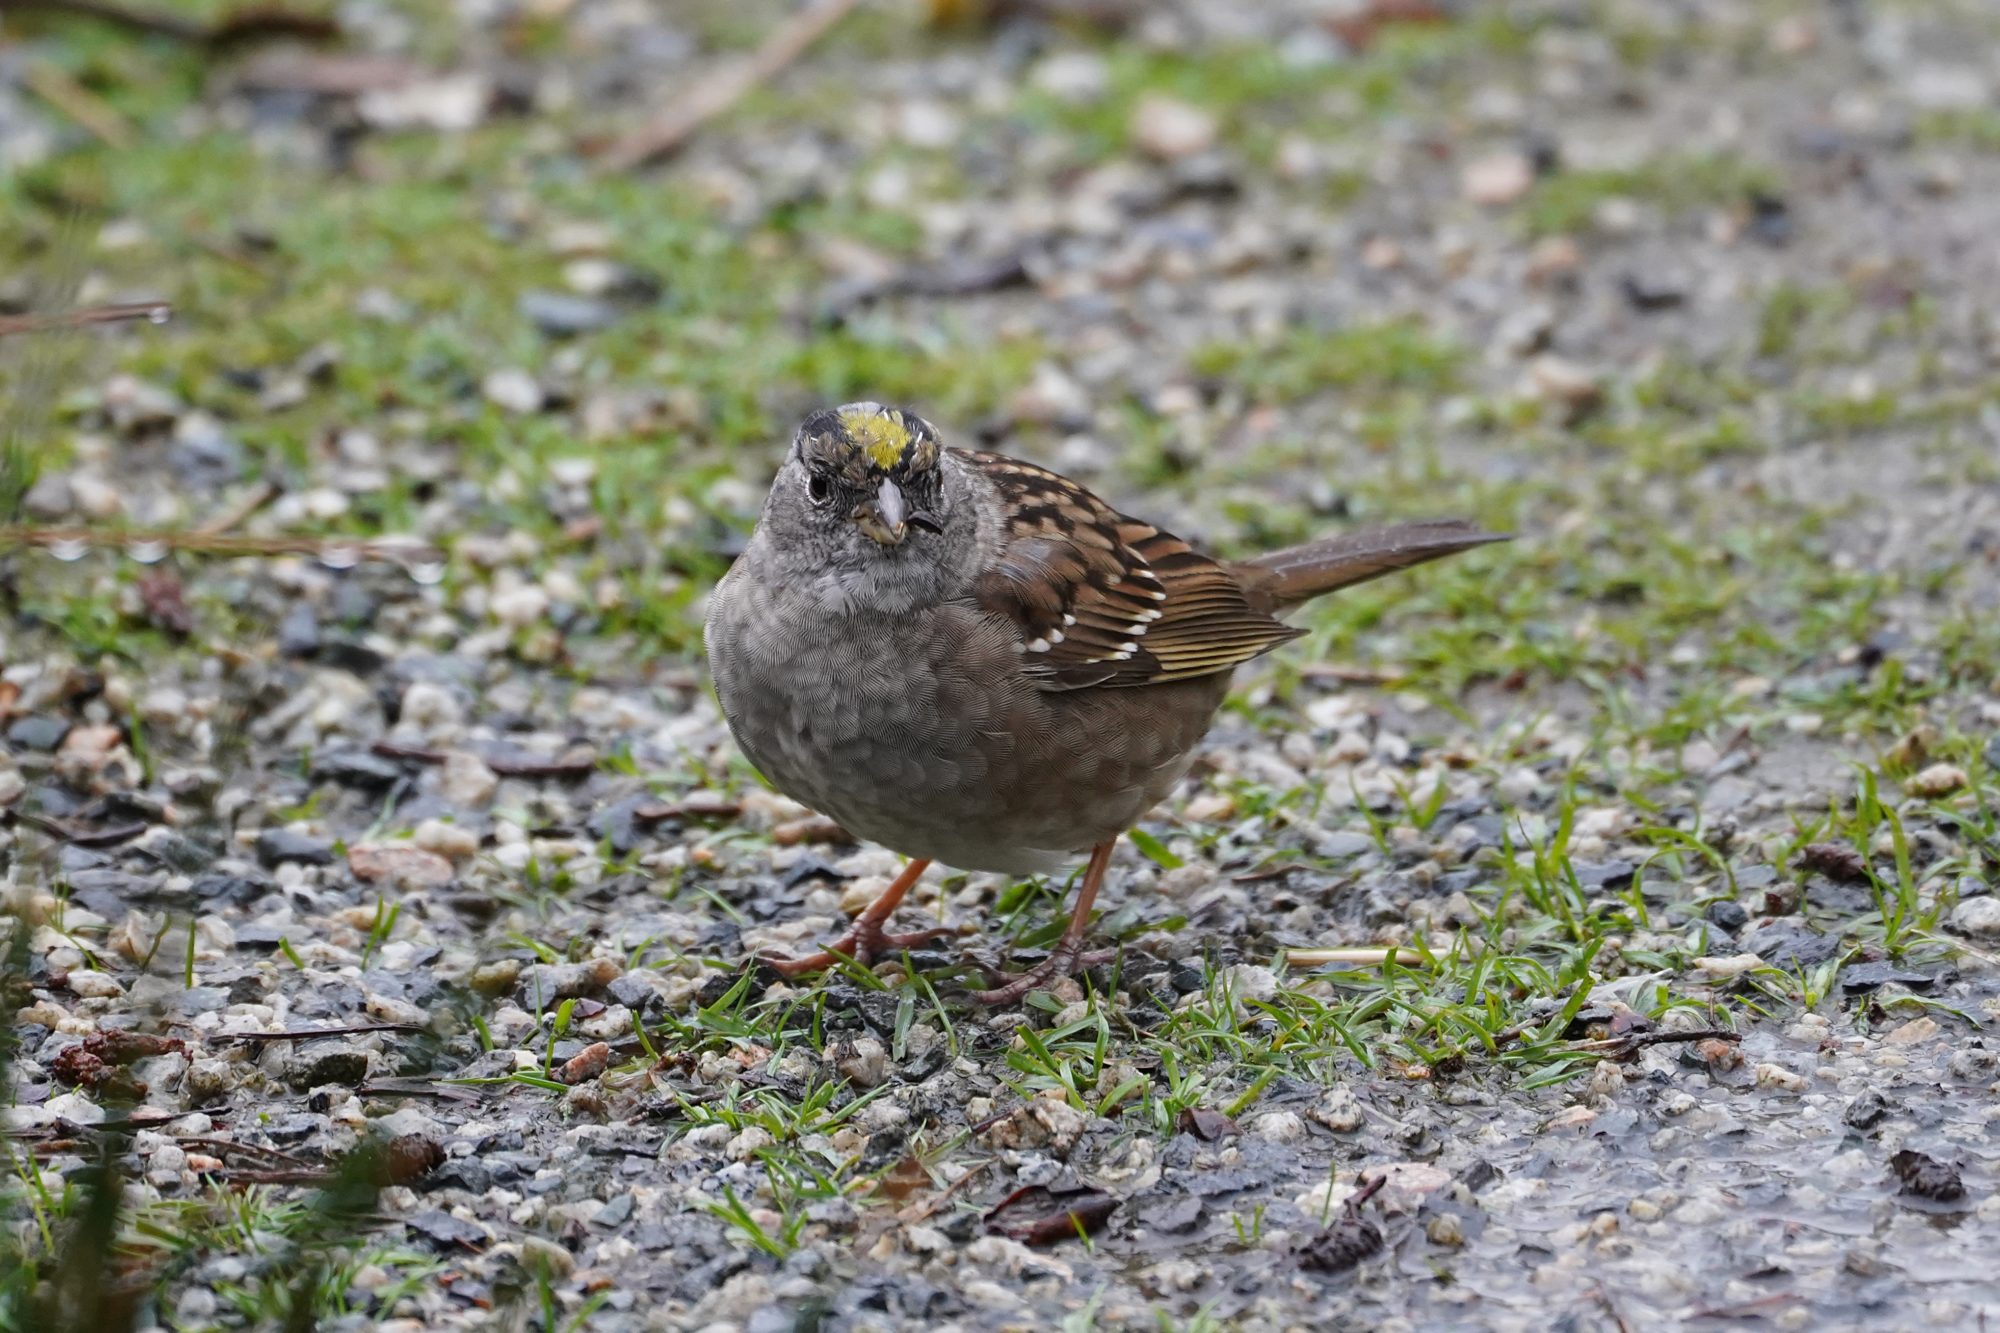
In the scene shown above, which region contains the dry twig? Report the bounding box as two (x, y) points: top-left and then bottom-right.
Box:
(217, 1023), (426, 1045)
(0, 302), (172, 338)
(20, 61), (137, 148)
(1570, 1027), (1741, 1060)
(0, 525), (441, 568)
(596, 0), (861, 171)
(193, 480), (282, 537)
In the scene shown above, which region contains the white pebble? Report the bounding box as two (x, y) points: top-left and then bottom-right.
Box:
(66, 970), (125, 998)
(482, 368), (544, 414)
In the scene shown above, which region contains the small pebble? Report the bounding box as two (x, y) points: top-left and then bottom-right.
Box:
(482, 368), (544, 414)
(1130, 95), (1217, 161)
(1753, 1063), (1809, 1093)
(1906, 763), (1967, 798)
(413, 819), (480, 862)
(1461, 150), (1534, 206)
(1949, 897), (2000, 938)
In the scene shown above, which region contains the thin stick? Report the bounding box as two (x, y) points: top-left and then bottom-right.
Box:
(597, 0), (862, 171)
(193, 479), (282, 537)
(217, 1023), (425, 1044)
(213, 1166), (336, 1185)
(4, 810), (148, 848)
(893, 1158), (991, 1221)
(175, 1135), (314, 1167)
(0, 302), (171, 338)
(20, 61), (137, 149)
(1570, 1027), (1740, 1058)
(0, 525), (440, 566)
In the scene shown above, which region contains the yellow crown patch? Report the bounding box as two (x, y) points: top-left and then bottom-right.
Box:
(838, 406), (916, 470)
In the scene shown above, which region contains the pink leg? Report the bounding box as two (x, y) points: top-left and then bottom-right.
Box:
(974, 840), (1118, 1004)
(759, 858), (954, 978)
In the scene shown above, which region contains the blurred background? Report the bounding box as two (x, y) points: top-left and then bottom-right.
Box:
(2, 0), (1996, 700)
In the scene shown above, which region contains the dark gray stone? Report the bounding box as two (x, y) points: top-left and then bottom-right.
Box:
(277, 604), (321, 657)
(256, 829), (334, 867)
(310, 748), (404, 788)
(1839, 961), (1937, 993)
(426, 1158), (493, 1193)
(520, 290), (621, 337)
(7, 716), (70, 751)
(405, 1209), (488, 1251)
(1741, 919), (1841, 969)
(292, 1044), (371, 1087)
(1705, 900), (1748, 932)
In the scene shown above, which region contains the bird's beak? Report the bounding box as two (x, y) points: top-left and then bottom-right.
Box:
(852, 477), (908, 547)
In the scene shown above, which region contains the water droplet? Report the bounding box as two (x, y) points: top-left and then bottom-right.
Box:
(407, 560), (446, 586)
(48, 538), (89, 562)
(319, 544), (360, 570)
(146, 304), (172, 325)
(125, 539), (168, 564)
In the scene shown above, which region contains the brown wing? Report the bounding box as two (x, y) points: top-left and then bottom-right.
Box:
(963, 450), (1301, 692)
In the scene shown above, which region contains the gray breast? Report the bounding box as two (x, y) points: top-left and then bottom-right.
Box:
(706, 563), (1228, 875)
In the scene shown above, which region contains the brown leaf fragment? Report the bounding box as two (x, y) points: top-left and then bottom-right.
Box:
(1176, 1107), (1241, 1141)
(924, 0), (1137, 28)
(1023, 1194), (1118, 1245)
(136, 568), (194, 635)
(1797, 842), (1869, 883)
(50, 1033), (167, 1097)
(1001, 1192), (1119, 1246)
(85, 1030), (186, 1063)
(873, 1153), (932, 1203)
(50, 1046), (112, 1089)
(371, 740), (447, 765)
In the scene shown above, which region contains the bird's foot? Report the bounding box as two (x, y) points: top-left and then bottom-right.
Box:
(972, 939), (1117, 1005)
(757, 920), (957, 979)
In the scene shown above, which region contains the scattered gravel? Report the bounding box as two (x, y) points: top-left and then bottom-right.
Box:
(4, 1), (2000, 1329)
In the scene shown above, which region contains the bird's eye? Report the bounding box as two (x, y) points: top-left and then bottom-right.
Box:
(806, 472), (833, 506)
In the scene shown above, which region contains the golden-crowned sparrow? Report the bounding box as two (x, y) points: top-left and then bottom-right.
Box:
(706, 402), (1504, 1002)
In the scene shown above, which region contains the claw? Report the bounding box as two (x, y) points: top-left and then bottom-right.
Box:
(972, 940), (1117, 1005)
(970, 839), (1121, 1005)
(758, 921), (957, 979)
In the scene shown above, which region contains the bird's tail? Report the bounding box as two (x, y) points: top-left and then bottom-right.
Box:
(1229, 520), (1507, 612)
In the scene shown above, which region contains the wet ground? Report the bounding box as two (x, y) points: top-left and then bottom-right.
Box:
(2, 0), (1999, 1329)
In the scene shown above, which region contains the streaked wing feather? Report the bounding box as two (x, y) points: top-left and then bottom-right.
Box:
(965, 450), (1298, 692)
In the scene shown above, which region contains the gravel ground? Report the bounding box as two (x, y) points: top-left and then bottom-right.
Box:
(3, 1), (1999, 1330)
